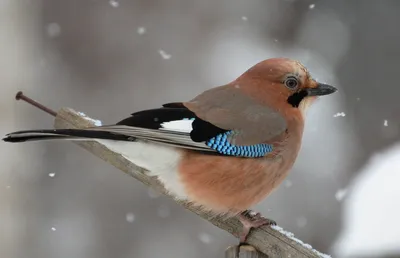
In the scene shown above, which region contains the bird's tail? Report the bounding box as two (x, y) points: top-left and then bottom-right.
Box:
(2, 129), (134, 143)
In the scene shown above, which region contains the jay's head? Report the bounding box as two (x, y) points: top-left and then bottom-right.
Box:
(235, 58), (337, 109)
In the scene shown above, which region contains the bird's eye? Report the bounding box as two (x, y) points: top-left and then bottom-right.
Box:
(284, 77), (298, 90)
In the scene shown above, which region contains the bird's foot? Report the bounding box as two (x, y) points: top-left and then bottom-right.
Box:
(235, 210), (276, 243)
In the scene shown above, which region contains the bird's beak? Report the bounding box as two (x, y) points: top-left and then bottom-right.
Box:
(306, 83), (337, 96)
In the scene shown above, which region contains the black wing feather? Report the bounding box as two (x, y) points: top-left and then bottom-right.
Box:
(118, 107), (196, 129)
(162, 102), (187, 108)
(116, 103), (229, 142)
(190, 117), (227, 142)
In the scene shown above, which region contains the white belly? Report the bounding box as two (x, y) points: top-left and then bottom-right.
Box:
(97, 139), (188, 200)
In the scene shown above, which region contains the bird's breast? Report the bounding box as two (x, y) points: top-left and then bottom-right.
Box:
(176, 149), (296, 215)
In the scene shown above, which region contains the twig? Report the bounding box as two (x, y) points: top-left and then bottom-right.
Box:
(14, 92), (331, 258)
(15, 91), (57, 117)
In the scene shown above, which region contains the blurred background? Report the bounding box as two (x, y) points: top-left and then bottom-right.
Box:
(1, 0), (399, 257)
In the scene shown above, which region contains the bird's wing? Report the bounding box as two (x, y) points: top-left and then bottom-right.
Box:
(89, 103), (276, 158)
(183, 85), (288, 146)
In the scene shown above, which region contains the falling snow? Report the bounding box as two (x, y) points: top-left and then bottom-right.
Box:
(77, 111), (103, 126)
(158, 49), (172, 60)
(46, 23), (61, 38)
(51, 227), (56, 231)
(126, 212), (135, 223)
(157, 205), (170, 218)
(335, 188), (347, 202)
(234, 84), (240, 89)
(48, 173), (55, 177)
(137, 27), (146, 35)
(271, 225), (332, 258)
(6, 185), (11, 189)
(309, 4), (315, 9)
(198, 232), (212, 244)
(241, 16), (248, 21)
(384, 120), (388, 127)
(109, 0), (119, 7)
(333, 112), (346, 118)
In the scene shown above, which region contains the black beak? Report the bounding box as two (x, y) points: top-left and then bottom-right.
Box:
(306, 83), (337, 96)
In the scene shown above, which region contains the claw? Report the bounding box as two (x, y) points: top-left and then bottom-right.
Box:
(235, 210), (276, 243)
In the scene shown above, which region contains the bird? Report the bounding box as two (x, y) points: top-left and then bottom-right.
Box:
(2, 58), (337, 243)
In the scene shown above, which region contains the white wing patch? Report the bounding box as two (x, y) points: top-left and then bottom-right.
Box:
(159, 119), (194, 133)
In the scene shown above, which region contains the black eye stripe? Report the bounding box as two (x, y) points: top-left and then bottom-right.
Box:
(287, 89), (308, 107)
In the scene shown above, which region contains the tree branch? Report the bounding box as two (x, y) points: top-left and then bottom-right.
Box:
(53, 107), (331, 258)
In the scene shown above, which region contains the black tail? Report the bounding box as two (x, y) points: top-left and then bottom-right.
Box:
(2, 129), (134, 143)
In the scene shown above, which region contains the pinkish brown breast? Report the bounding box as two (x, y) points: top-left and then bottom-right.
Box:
(177, 142), (299, 215)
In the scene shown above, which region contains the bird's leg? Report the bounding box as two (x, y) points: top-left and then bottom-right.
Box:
(235, 210), (276, 243)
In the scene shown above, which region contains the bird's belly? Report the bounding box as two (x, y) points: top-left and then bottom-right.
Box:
(97, 139), (189, 200)
(177, 151), (288, 215)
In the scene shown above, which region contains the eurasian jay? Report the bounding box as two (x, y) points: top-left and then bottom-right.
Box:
(3, 58), (337, 242)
